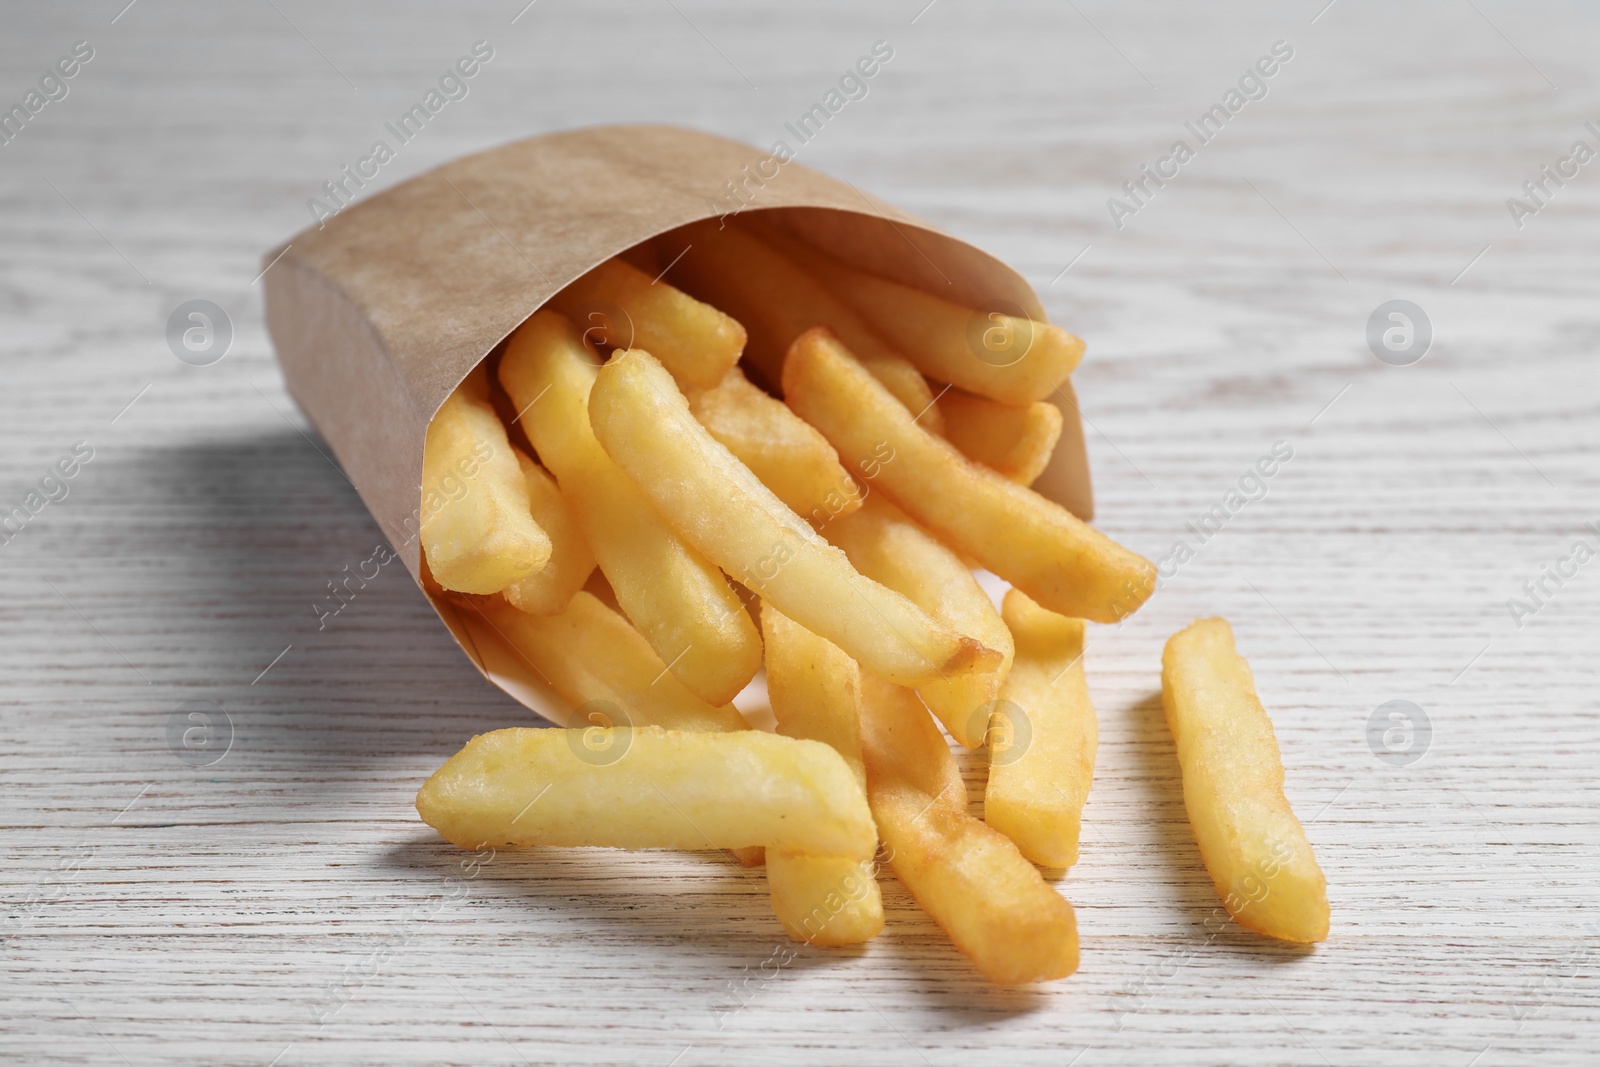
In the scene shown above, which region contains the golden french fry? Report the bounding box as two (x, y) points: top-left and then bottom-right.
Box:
(859, 673), (1079, 984)
(421, 389), (552, 594)
(1162, 618), (1329, 943)
(767, 853), (884, 946)
(474, 593), (748, 734)
(761, 604), (884, 945)
(491, 589), (874, 938)
(761, 604), (866, 785)
(587, 347), (999, 689)
(417, 727), (876, 860)
(824, 494), (1012, 748)
(687, 367), (863, 524)
(547, 258), (744, 389)
(499, 311), (761, 705)
(783, 328), (1156, 624)
(753, 222), (1082, 405)
(984, 590), (1095, 868)
(666, 219), (944, 432)
(860, 357), (943, 434)
(501, 450), (596, 616)
(940, 391), (1062, 486)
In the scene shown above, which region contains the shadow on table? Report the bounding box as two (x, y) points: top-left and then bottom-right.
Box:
(377, 836), (852, 974)
(381, 834), (1053, 1022)
(1126, 690), (1317, 964)
(131, 429), (1309, 1000)
(871, 885), (1059, 1021)
(117, 427), (530, 765)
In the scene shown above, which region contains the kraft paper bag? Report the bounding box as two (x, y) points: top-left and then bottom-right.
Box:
(262, 123), (1093, 724)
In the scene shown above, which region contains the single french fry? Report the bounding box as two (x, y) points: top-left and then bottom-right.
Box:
(665, 219), (943, 432)
(940, 391), (1062, 486)
(687, 367), (863, 523)
(783, 328), (1156, 624)
(490, 589), (854, 927)
(1161, 618), (1329, 943)
(824, 494), (1012, 748)
(767, 853), (884, 946)
(859, 673), (1079, 984)
(421, 389), (552, 594)
(417, 727), (876, 860)
(761, 604), (884, 945)
(502, 450), (597, 616)
(474, 593), (748, 734)
(499, 311), (761, 705)
(588, 347), (998, 689)
(984, 590), (1095, 868)
(547, 257), (744, 389)
(862, 358), (943, 433)
(761, 604), (866, 786)
(753, 222), (1082, 405)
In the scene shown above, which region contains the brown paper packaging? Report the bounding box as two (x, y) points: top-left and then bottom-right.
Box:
(262, 123), (1093, 724)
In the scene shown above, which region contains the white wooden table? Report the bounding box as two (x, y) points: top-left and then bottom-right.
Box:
(3, 2), (1596, 1064)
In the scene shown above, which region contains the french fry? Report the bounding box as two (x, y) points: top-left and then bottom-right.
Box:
(824, 494), (1012, 748)
(484, 585), (771, 902)
(475, 593), (749, 734)
(783, 328), (1156, 624)
(767, 854), (883, 946)
(761, 604), (866, 785)
(862, 358), (943, 434)
(666, 219), (944, 432)
(761, 604), (884, 945)
(499, 311), (762, 705)
(753, 222), (1082, 405)
(587, 347), (1000, 689)
(502, 450), (596, 616)
(984, 590), (1095, 868)
(547, 258), (744, 389)
(421, 389), (552, 594)
(491, 592), (875, 937)
(859, 672), (1079, 984)
(417, 727), (876, 860)
(687, 367), (863, 523)
(940, 391), (1062, 486)
(1161, 618), (1329, 943)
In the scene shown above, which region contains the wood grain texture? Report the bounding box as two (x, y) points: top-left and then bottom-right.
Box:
(2, 1), (1598, 1064)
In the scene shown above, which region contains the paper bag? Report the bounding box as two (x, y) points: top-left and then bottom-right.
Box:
(262, 123), (1092, 723)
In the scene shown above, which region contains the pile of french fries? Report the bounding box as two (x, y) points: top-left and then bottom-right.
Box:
(414, 216), (1329, 984)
